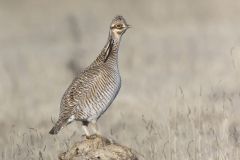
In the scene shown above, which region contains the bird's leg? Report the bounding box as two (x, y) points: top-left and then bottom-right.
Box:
(81, 121), (90, 137)
(90, 120), (101, 135)
(82, 125), (90, 136)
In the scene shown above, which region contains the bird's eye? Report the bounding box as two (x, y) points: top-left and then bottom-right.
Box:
(115, 24), (123, 29)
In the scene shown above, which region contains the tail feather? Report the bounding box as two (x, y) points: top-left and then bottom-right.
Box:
(49, 120), (64, 135)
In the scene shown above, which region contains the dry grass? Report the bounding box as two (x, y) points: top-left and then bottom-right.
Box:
(1, 0), (240, 159)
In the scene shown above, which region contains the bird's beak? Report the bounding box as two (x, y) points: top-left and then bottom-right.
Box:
(126, 24), (131, 29)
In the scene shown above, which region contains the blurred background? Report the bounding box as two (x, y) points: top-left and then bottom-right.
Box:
(1, 0), (240, 159)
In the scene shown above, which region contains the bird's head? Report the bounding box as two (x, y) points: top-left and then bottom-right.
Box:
(110, 15), (130, 39)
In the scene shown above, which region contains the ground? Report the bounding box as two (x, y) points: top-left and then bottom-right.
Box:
(0, 0), (240, 159)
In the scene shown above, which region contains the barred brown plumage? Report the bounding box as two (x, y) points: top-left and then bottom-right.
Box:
(49, 15), (130, 135)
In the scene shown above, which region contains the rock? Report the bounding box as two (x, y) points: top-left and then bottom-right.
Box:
(58, 134), (138, 160)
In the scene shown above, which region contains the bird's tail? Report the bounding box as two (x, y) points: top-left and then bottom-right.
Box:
(49, 119), (64, 135)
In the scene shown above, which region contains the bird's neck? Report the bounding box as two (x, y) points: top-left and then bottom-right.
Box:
(91, 32), (121, 68)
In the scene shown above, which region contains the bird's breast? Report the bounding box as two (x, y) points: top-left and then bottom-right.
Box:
(86, 69), (121, 121)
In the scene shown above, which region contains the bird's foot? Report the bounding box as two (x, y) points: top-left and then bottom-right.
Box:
(108, 138), (116, 144)
(81, 134), (91, 139)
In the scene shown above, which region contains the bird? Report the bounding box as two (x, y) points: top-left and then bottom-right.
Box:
(49, 15), (130, 136)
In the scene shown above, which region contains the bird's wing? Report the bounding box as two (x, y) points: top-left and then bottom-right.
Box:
(59, 66), (104, 120)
